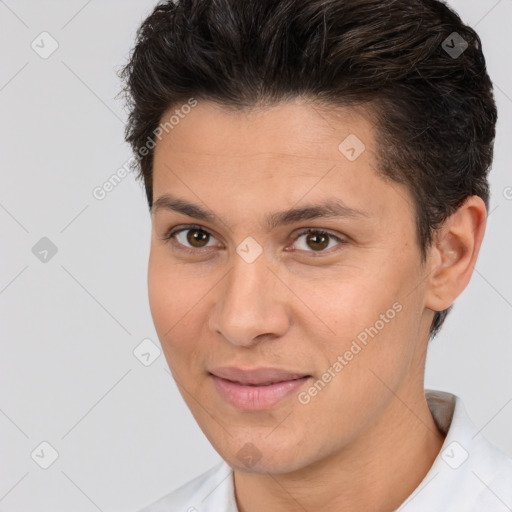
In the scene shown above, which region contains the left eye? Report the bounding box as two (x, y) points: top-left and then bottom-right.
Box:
(162, 225), (346, 254)
(292, 228), (345, 253)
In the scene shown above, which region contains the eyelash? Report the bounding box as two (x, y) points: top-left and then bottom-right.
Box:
(160, 224), (347, 256)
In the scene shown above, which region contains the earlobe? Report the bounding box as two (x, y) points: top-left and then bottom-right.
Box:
(424, 196), (487, 312)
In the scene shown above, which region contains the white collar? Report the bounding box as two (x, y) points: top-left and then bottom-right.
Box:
(140, 389), (512, 511)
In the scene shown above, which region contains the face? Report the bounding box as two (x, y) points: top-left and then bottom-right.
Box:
(148, 99), (435, 474)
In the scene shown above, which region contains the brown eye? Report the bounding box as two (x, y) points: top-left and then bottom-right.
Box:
(293, 229), (346, 253)
(304, 232), (329, 251)
(186, 228), (210, 248)
(163, 225), (217, 252)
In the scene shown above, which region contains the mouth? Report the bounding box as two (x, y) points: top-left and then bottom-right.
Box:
(208, 367), (312, 410)
(224, 379), (304, 386)
(209, 366), (311, 384)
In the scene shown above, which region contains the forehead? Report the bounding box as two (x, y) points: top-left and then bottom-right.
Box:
(151, 99), (415, 230)
(153, 99), (375, 164)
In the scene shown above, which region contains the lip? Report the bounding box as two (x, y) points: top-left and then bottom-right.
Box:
(209, 367), (311, 410)
(209, 366), (310, 385)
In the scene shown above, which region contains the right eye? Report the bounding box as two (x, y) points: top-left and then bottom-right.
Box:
(161, 224), (220, 253)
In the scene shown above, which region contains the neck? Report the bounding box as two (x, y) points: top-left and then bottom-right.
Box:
(233, 387), (446, 512)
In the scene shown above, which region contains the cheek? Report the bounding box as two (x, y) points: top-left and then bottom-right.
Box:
(147, 252), (170, 329)
(148, 247), (189, 321)
(293, 268), (398, 339)
(306, 266), (415, 377)
(306, 308), (415, 439)
(147, 251), (188, 350)
(147, 250), (207, 366)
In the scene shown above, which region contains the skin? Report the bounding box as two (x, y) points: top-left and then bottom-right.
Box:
(148, 98), (487, 512)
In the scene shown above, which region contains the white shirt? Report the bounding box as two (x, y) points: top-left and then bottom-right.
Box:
(139, 389), (512, 511)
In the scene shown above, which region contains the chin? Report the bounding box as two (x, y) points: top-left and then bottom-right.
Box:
(229, 457), (305, 475)
(221, 441), (313, 475)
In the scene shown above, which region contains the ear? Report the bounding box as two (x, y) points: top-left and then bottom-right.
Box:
(424, 195), (487, 312)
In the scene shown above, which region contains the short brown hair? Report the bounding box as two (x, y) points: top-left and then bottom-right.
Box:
(118, 0), (497, 340)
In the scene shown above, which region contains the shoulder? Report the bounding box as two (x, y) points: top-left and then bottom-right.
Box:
(471, 434), (512, 494)
(404, 390), (512, 511)
(138, 460), (236, 512)
(452, 433), (512, 511)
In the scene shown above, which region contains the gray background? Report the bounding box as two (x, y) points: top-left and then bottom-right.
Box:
(0, 0), (511, 510)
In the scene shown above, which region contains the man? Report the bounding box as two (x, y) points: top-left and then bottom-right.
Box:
(119, 0), (512, 510)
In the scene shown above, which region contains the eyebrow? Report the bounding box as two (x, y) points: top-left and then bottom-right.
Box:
(151, 193), (370, 231)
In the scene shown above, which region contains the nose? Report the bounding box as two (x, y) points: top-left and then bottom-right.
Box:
(208, 252), (291, 348)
